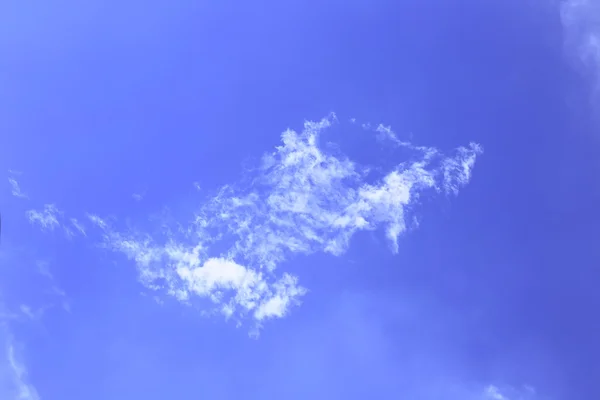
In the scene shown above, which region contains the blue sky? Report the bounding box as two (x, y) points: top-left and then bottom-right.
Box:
(1, 0), (599, 399)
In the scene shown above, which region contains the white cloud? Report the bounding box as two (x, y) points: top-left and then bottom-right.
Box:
(35, 260), (70, 314)
(561, 0), (600, 61)
(8, 178), (27, 199)
(26, 205), (61, 231)
(14, 115), (481, 334)
(485, 385), (509, 400)
(374, 123), (411, 146)
(27, 207), (87, 240)
(83, 115), (482, 333)
(96, 226), (306, 325)
(442, 143), (483, 195)
(362, 123), (438, 161)
(35, 261), (53, 280)
(132, 192), (145, 202)
(5, 342), (40, 400)
(70, 218), (86, 236)
(18, 304), (57, 321)
(561, 0), (600, 87)
(87, 213), (108, 230)
(482, 384), (539, 400)
(18, 306), (38, 321)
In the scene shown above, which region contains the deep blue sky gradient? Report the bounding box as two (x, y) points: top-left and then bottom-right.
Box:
(1, 1), (599, 399)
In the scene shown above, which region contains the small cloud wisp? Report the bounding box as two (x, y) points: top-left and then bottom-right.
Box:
(8, 178), (27, 199)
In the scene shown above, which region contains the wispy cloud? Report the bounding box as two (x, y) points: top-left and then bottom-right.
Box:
(561, 0), (600, 62)
(8, 178), (28, 199)
(70, 218), (86, 236)
(87, 213), (108, 230)
(64, 218), (86, 240)
(18, 305), (45, 321)
(88, 218), (305, 327)
(485, 385), (510, 400)
(36, 261), (71, 313)
(362, 123), (440, 159)
(26, 205), (61, 231)
(132, 192), (145, 202)
(372, 123), (412, 147)
(82, 114), (482, 333)
(27, 206), (86, 241)
(35, 260), (53, 280)
(442, 143), (482, 195)
(5, 342), (40, 400)
(561, 0), (600, 91)
(482, 384), (538, 400)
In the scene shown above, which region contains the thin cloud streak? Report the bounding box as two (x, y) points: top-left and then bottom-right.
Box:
(70, 218), (86, 236)
(482, 384), (539, 400)
(5, 341), (40, 400)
